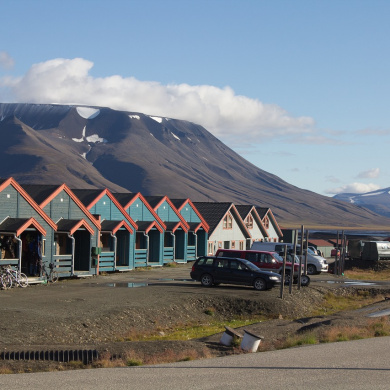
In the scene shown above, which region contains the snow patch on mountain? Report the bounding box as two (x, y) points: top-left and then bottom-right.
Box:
(171, 132), (180, 141)
(76, 107), (100, 119)
(129, 115), (140, 120)
(72, 126), (107, 143)
(150, 116), (163, 123)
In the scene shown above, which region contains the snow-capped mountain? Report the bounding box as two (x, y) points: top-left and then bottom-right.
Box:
(1, 102), (389, 228)
(334, 188), (390, 218)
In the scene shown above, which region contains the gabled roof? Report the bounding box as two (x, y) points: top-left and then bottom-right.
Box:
(0, 178), (57, 231)
(144, 195), (190, 230)
(170, 198), (210, 232)
(0, 217), (47, 236)
(19, 184), (61, 205)
(193, 202), (251, 238)
(21, 183), (101, 231)
(255, 206), (283, 238)
(113, 192), (166, 230)
(113, 192), (138, 208)
(70, 189), (106, 209)
(72, 188), (138, 230)
(136, 220), (164, 234)
(56, 218), (95, 235)
(235, 205), (253, 219)
(236, 205), (269, 239)
(101, 220), (134, 234)
(164, 221), (188, 233)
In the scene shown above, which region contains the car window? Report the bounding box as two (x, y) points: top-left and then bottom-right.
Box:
(216, 259), (229, 268)
(230, 259), (239, 269)
(245, 253), (258, 262)
(271, 252), (283, 262)
(217, 251), (240, 258)
(197, 257), (214, 266)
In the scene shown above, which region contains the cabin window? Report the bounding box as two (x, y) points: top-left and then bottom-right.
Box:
(231, 241), (236, 249)
(239, 241), (244, 250)
(246, 215), (253, 229)
(208, 241), (214, 255)
(223, 214), (233, 229)
(264, 216), (269, 229)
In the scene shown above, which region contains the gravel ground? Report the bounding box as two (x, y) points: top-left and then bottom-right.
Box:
(0, 262), (389, 373)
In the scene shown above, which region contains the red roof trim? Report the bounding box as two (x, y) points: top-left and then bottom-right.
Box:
(153, 196), (190, 230)
(0, 178), (57, 231)
(172, 221), (188, 233)
(39, 184), (101, 230)
(177, 199), (210, 232)
(68, 219), (95, 235)
(17, 217), (47, 237)
(145, 220), (164, 234)
(124, 193), (166, 230)
(250, 206), (269, 239)
(111, 220), (134, 235)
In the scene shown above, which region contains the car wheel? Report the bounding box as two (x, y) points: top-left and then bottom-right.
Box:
(284, 271), (291, 285)
(300, 275), (311, 287)
(253, 278), (267, 291)
(307, 264), (317, 275)
(200, 273), (213, 287)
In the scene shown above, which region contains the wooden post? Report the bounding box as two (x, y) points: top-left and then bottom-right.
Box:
(279, 245), (287, 299)
(298, 225), (304, 290)
(289, 231), (297, 294)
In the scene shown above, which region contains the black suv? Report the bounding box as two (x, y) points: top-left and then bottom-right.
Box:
(190, 256), (281, 291)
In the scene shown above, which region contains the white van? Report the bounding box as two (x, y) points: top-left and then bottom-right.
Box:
(251, 241), (328, 275)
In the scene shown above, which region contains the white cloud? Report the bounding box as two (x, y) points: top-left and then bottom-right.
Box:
(356, 168), (380, 179)
(0, 57), (315, 142)
(325, 182), (381, 195)
(0, 51), (14, 70)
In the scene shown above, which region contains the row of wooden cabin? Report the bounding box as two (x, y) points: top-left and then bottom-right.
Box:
(0, 177), (282, 279)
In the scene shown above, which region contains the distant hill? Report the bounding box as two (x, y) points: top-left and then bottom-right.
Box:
(334, 188), (390, 219)
(1, 102), (389, 229)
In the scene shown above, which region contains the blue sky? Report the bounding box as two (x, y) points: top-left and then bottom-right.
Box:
(1, 0), (389, 196)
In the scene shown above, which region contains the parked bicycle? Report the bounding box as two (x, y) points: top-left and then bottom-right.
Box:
(0, 265), (28, 288)
(41, 262), (58, 283)
(0, 269), (12, 289)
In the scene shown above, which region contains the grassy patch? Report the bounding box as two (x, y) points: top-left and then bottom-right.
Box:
(311, 291), (383, 316)
(118, 317), (263, 342)
(344, 268), (390, 281)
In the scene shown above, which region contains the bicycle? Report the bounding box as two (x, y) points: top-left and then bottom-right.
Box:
(41, 262), (58, 283)
(1, 265), (28, 288)
(0, 269), (12, 289)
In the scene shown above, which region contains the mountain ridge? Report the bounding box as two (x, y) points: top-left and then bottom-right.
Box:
(1, 102), (389, 229)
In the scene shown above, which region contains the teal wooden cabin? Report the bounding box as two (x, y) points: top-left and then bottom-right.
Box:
(170, 198), (209, 261)
(114, 193), (165, 267)
(72, 189), (137, 272)
(22, 184), (100, 278)
(0, 178), (57, 276)
(144, 196), (190, 263)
